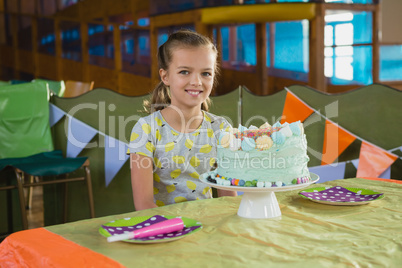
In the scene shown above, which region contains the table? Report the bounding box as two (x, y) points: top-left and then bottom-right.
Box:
(1, 178), (402, 267)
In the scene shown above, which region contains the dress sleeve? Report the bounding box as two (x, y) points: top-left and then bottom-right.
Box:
(215, 115), (233, 133)
(127, 117), (154, 158)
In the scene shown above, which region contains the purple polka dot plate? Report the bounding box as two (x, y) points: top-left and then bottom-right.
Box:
(299, 186), (384, 206)
(99, 215), (202, 243)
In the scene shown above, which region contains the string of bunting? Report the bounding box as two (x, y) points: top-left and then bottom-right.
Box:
(49, 103), (129, 187)
(282, 87), (399, 178)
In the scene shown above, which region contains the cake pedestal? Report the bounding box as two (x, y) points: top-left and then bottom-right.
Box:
(201, 173), (319, 219)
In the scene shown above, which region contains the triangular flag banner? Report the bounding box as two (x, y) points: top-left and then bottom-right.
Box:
(281, 91), (314, 124)
(66, 116), (98, 158)
(379, 167), (391, 179)
(49, 103), (66, 127)
(104, 135), (130, 187)
(356, 141), (398, 178)
(351, 159), (359, 169)
(321, 120), (356, 165)
(309, 161), (346, 183)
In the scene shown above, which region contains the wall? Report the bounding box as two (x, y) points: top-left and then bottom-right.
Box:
(380, 0), (402, 43)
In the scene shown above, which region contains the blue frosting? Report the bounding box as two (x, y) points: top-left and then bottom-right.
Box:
(241, 137), (256, 151)
(272, 121), (282, 128)
(271, 131), (285, 144)
(238, 124), (248, 132)
(289, 122), (301, 136)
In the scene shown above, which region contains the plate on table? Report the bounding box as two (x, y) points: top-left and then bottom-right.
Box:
(299, 186), (384, 206)
(99, 215), (202, 244)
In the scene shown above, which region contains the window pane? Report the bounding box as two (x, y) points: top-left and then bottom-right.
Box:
(221, 27), (229, 62)
(328, 45), (372, 85)
(18, 16), (32, 51)
(335, 46), (353, 56)
(335, 23), (353, 46)
(324, 57), (333, 77)
(237, 24), (256, 66)
(265, 23), (271, 67)
(121, 29), (150, 77)
(380, 45), (402, 82)
(324, 25), (333, 46)
(325, 0), (373, 3)
(326, 11), (372, 45)
(274, 20), (309, 73)
(37, 18), (55, 55)
(88, 23), (114, 68)
(60, 20), (81, 61)
(352, 11), (372, 44)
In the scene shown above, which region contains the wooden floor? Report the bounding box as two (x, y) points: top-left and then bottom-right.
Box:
(0, 186), (44, 243)
(26, 186), (45, 229)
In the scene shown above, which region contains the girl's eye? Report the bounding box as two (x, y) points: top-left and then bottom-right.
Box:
(179, 70), (189, 75)
(202, 72), (212, 77)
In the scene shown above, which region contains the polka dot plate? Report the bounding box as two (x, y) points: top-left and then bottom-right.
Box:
(299, 186), (384, 206)
(99, 215), (202, 243)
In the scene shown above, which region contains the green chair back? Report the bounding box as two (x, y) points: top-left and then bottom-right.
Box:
(0, 81), (53, 159)
(33, 79), (65, 97)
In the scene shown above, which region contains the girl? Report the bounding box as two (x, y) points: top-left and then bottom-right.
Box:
(127, 29), (236, 210)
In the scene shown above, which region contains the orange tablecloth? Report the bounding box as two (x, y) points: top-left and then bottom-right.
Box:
(0, 228), (123, 267)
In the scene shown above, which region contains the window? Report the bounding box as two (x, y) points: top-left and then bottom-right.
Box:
(324, 11), (373, 85)
(380, 45), (402, 81)
(220, 24), (256, 70)
(273, 20), (309, 73)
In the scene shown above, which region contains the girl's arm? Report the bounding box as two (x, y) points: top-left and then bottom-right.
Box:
(130, 153), (158, 210)
(217, 189), (237, 197)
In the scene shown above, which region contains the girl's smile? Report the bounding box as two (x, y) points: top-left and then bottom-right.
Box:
(185, 90), (203, 96)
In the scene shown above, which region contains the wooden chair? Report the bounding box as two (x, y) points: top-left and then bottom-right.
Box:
(64, 80), (94, 98)
(0, 81), (95, 231)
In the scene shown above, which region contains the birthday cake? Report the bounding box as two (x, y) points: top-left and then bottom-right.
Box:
(203, 121), (310, 187)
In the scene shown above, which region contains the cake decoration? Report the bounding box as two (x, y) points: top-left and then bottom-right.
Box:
(205, 120), (311, 187)
(241, 137), (256, 151)
(259, 122), (272, 130)
(271, 131), (285, 144)
(289, 121), (301, 136)
(255, 135), (274, 150)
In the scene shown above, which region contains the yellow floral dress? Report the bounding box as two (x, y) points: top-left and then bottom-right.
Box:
(127, 110), (231, 206)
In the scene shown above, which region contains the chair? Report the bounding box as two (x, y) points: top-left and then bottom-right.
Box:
(32, 79), (66, 97)
(0, 81), (95, 230)
(64, 80), (94, 98)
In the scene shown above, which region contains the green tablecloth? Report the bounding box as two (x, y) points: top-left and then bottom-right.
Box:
(43, 178), (402, 267)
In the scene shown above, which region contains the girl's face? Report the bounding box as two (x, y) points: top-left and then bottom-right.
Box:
(160, 46), (216, 111)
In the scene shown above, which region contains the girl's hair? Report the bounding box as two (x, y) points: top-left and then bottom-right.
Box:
(144, 29), (219, 113)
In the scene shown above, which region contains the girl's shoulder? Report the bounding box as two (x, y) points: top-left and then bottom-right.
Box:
(203, 111), (232, 128)
(136, 111), (163, 124)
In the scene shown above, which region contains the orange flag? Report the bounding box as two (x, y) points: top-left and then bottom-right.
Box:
(356, 141), (398, 178)
(281, 91), (314, 124)
(321, 120), (356, 165)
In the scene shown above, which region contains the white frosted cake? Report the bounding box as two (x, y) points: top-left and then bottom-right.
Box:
(203, 121), (310, 187)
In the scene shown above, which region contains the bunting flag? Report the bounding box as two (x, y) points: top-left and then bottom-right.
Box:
(309, 161), (347, 183)
(356, 141), (398, 178)
(49, 103), (66, 127)
(104, 135), (130, 187)
(66, 116), (98, 158)
(379, 167), (391, 179)
(321, 120), (356, 165)
(281, 90), (314, 124)
(351, 159), (359, 170)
